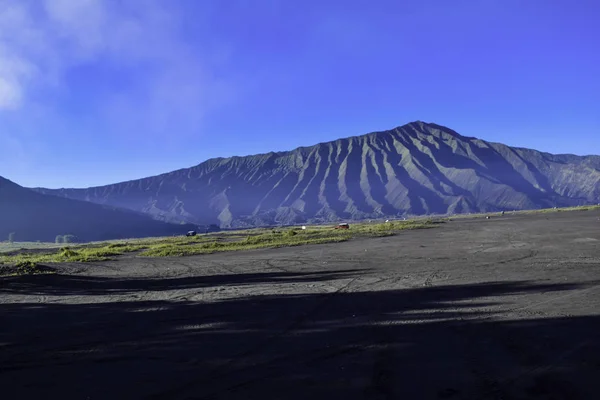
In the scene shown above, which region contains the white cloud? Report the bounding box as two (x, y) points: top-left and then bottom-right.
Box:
(0, 0), (240, 187)
(0, 75), (21, 109)
(0, 0), (236, 129)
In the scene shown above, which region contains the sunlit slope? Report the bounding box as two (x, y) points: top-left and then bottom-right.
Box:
(35, 122), (600, 227)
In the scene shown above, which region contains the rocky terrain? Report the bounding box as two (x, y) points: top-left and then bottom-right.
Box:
(35, 122), (600, 228)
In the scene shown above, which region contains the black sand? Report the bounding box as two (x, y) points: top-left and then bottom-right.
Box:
(1, 211), (599, 399)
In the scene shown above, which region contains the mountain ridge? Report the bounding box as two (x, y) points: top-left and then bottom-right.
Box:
(33, 121), (600, 228)
(31, 122), (469, 190)
(0, 176), (199, 242)
(33, 121), (597, 190)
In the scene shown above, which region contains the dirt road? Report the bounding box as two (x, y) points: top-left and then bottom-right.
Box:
(1, 211), (600, 399)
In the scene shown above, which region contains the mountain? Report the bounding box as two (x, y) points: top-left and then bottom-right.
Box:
(34, 122), (600, 228)
(0, 176), (199, 242)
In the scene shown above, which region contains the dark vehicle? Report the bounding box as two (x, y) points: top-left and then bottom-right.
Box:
(186, 230), (197, 237)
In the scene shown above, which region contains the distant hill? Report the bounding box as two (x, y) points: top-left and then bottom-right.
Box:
(0, 176), (199, 242)
(34, 121), (600, 228)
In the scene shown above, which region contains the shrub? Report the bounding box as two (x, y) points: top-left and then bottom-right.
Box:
(60, 247), (78, 258)
(15, 261), (39, 274)
(14, 261), (54, 275)
(55, 235), (64, 244)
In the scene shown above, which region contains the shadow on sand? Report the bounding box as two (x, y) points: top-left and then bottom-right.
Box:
(1, 271), (599, 399)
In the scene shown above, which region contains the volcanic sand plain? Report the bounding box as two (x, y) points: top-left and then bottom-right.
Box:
(1, 210), (600, 399)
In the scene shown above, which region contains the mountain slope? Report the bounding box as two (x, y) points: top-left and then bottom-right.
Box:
(34, 122), (600, 228)
(0, 177), (198, 242)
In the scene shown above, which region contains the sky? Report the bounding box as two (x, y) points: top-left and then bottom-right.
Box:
(0, 0), (598, 188)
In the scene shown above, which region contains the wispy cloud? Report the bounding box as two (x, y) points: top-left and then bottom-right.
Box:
(0, 0), (236, 133)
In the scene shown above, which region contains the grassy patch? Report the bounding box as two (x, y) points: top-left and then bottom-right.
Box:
(141, 234), (352, 257)
(0, 260), (57, 276)
(14, 261), (55, 275)
(140, 219), (435, 257)
(0, 220), (435, 264)
(0, 244), (147, 266)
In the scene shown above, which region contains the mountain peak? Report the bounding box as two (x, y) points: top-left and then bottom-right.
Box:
(32, 122), (600, 228)
(403, 121), (467, 139)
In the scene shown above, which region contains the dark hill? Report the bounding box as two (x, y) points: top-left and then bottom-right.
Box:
(0, 177), (197, 242)
(34, 121), (600, 228)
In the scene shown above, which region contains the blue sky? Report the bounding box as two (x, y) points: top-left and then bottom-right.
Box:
(1, 0), (598, 188)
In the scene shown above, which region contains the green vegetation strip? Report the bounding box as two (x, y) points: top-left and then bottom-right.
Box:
(517, 205), (600, 214)
(0, 220), (434, 270)
(3, 204), (599, 274)
(446, 205), (600, 220)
